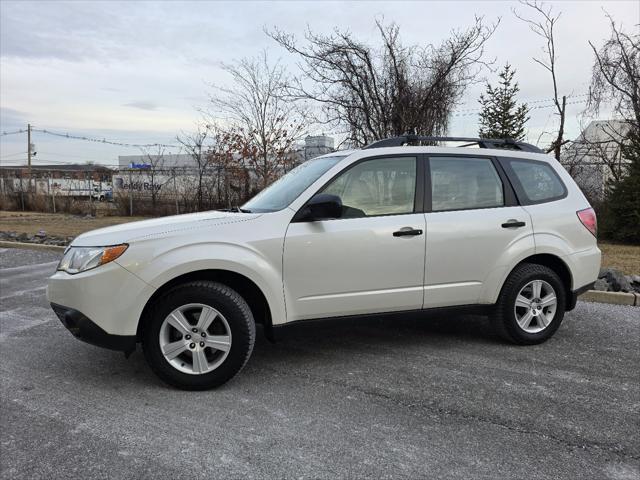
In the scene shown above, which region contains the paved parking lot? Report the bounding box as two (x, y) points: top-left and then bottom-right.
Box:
(1, 247), (639, 479)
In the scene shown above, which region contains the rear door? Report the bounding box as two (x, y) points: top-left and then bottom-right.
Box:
(423, 155), (535, 308)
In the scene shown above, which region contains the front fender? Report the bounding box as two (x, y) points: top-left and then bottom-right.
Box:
(116, 240), (286, 326)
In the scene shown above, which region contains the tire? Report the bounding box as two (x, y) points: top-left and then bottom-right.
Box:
(142, 281), (255, 390)
(492, 263), (566, 345)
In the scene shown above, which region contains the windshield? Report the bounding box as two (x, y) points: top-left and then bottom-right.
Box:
(243, 155), (346, 212)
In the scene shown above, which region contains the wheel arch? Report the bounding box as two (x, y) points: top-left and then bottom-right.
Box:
(137, 269), (273, 341)
(505, 253), (573, 309)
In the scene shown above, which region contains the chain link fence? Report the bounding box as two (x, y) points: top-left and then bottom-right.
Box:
(0, 164), (272, 217)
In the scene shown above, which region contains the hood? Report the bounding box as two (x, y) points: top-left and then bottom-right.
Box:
(72, 210), (261, 246)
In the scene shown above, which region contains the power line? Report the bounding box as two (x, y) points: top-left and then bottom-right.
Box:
(0, 129), (27, 137)
(32, 128), (179, 149)
(452, 98), (588, 117)
(0, 151), (28, 159)
(455, 92), (589, 112)
(0, 126), (178, 149)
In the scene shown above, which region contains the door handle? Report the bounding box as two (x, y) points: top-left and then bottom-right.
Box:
(501, 220), (526, 228)
(393, 228), (423, 237)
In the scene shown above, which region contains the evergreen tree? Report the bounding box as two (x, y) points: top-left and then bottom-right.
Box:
(478, 64), (530, 140)
(600, 128), (640, 244)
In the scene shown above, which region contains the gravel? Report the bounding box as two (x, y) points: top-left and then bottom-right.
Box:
(1, 249), (639, 479)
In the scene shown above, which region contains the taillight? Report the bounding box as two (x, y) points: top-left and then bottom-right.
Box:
(577, 208), (597, 237)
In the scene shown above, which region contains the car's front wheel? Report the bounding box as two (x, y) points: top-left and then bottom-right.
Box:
(492, 263), (566, 345)
(142, 281), (255, 390)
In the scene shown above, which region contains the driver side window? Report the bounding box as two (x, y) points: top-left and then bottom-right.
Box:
(323, 157), (417, 218)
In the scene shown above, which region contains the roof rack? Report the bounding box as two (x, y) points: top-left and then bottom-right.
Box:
(364, 135), (544, 153)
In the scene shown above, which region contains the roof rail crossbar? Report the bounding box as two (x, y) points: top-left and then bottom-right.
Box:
(363, 135), (543, 153)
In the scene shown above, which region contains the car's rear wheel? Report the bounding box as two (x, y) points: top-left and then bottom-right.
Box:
(492, 263), (566, 345)
(142, 281), (255, 390)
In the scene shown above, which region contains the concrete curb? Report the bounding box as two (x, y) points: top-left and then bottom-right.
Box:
(579, 290), (639, 306)
(0, 240), (66, 252)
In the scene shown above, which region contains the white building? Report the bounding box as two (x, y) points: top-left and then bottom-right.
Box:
(561, 120), (631, 200)
(302, 135), (335, 160)
(118, 153), (196, 170)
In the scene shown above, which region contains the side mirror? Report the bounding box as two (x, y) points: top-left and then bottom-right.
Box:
(295, 193), (342, 222)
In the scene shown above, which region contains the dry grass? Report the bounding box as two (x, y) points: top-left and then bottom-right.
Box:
(0, 210), (147, 238)
(598, 243), (640, 276)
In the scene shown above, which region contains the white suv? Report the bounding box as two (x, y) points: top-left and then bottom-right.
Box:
(47, 136), (601, 390)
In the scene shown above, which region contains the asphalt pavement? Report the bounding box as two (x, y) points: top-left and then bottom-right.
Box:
(1, 247), (639, 479)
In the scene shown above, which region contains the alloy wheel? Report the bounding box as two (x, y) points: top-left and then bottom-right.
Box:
(513, 280), (558, 334)
(159, 303), (232, 375)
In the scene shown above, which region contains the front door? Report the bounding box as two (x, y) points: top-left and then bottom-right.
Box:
(283, 156), (426, 321)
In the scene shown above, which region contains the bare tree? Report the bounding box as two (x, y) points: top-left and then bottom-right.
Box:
(139, 145), (171, 210)
(586, 14), (639, 131)
(268, 18), (498, 147)
(204, 126), (251, 208)
(561, 16), (638, 201)
(207, 53), (307, 189)
(514, 1), (567, 160)
(176, 126), (212, 211)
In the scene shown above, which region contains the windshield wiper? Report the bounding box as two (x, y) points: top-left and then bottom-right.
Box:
(215, 206), (251, 213)
(235, 206), (251, 213)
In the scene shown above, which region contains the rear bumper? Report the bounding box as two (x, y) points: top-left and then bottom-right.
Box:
(567, 246), (601, 290)
(564, 246), (601, 311)
(566, 282), (595, 311)
(51, 303), (136, 353)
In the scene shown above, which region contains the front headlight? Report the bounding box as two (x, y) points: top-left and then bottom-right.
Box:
(57, 244), (128, 274)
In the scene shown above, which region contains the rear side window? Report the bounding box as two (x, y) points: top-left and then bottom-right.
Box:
(429, 157), (504, 212)
(505, 159), (566, 203)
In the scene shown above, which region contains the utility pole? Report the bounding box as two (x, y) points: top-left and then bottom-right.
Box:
(128, 169), (133, 216)
(173, 168), (179, 215)
(27, 123), (32, 193)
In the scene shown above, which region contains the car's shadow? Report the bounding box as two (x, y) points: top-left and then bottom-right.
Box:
(261, 311), (500, 346)
(268, 312), (497, 343)
(52, 311), (504, 390)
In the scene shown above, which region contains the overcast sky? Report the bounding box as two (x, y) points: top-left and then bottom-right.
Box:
(1, 0), (638, 166)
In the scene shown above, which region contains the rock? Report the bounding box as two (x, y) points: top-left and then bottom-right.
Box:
(593, 278), (609, 291)
(603, 268), (632, 292)
(17, 232), (29, 241)
(631, 275), (640, 284)
(598, 268), (610, 279)
(35, 230), (46, 238)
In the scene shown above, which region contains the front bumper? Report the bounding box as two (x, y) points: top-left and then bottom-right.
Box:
(47, 260), (155, 337)
(51, 303), (136, 353)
